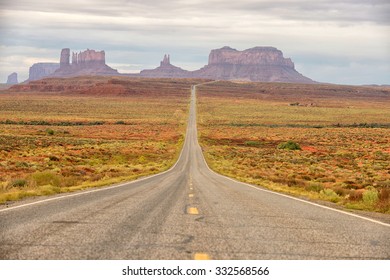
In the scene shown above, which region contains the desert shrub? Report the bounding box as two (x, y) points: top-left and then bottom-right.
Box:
(115, 120), (126, 124)
(320, 188), (340, 202)
(378, 188), (390, 201)
(287, 178), (300, 187)
(277, 140), (301, 150)
(377, 180), (390, 188)
(62, 176), (81, 187)
(348, 190), (363, 201)
(244, 140), (262, 147)
(334, 186), (349, 197)
(16, 161), (29, 168)
(49, 155), (60, 161)
(376, 188), (390, 212)
(46, 128), (55, 135)
(31, 171), (61, 187)
(342, 180), (360, 189)
(10, 179), (28, 188)
(89, 121), (105, 125)
(362, 187), (379, 205)
(90, 174), (104, 182)
(305, 182), (324, 193)
(39, 185), (61, 195)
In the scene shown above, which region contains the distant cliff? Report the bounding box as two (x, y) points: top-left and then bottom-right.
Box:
(6, 72), (18, 84)
(19, 46), (315, 84)
(51, 48), (118, 77)
(192, 46), (315, 83)
(28, 63), (59, 81)
(139, 46), (315, 83)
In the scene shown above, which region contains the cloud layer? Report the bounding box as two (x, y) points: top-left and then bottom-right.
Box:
(1, 0), (389, 84)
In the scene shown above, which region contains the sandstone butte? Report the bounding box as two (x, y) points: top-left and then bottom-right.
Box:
(193, 46), (314, 83)
(141, 46), (315, 83)
(6, 72), (18, 84)
(28, 63), (59, 81)
(51, 48), (118, 77)
(18, 46), (316, 83)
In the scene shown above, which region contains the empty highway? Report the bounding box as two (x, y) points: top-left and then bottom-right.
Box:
(0, 85), (389, 259)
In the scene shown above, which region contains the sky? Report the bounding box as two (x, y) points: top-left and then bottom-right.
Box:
(0, 0), (389, 85)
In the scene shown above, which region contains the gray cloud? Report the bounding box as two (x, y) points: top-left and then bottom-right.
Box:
(2, 0), (389, 24)
(0, 0), (389, 84)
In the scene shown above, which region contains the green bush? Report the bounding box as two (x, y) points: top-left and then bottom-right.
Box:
(11, 179), (28, 188)
(46, 128), (55, 135)
(305, 182), (324, 193)
(362, 188), (379, 205)
(320, 188), (340, 203)
(277, 140), (301, 150)
(244, 140), (262, 147)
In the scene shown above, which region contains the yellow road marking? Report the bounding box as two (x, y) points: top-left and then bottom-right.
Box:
(187, 207), (199, 215)
(194, 253), (210, 260)
(189, 194), (194, 198)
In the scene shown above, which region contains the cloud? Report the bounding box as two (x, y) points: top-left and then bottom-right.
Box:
(0, 0), (389, 84)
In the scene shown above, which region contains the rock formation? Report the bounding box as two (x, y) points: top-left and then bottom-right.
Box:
(193, 46), (315, 83)
(161, 54), (170, 66)
(60, 48), (70, 67)
(71, 49), (106, 67)
(138, 47), (314, 83)
(18, 46), (315, 84)
(140, 54), (190, 78)
(6, 72), (18, 84)
(28, 63), (60, 81)
(207, 46), (294, 67)
(52, 48), (118, 77)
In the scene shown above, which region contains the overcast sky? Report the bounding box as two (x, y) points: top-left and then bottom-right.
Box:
(1, 0), (389, 85)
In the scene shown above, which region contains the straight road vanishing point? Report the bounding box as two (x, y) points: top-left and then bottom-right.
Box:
(0, 85), (389, 259)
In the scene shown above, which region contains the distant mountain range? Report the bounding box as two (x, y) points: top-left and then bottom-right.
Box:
(15, 46), (316, 84)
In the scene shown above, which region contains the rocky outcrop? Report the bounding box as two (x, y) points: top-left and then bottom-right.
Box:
(71, 49), (106, 67)
(60, 48), (70, 67)
(138, 47), (314, 83)
(19, 46), (315, 84)
(193, 46), (314, 83)
(52, 48), (118, 77)
(6, 72), (18, 84)
(28, 63), (60, 81)
(140, 54), (190, 78)
(160, 54), (170, 67)
(207, 46), (294, 67)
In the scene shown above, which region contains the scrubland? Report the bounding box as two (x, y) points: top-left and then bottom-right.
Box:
(197, 82), (390, 213)
(2, 77), (390, 214)
(0, 77), (200, 203)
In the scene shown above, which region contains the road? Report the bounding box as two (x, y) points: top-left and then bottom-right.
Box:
(1, 85), (389, 259)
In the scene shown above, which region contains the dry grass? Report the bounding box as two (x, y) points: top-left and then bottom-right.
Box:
(197, 81), (390, 213)
(0, 76), (203, 203)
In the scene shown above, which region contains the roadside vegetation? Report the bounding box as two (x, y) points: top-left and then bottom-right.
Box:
(197, 81), (390, 213)
(0, 77), (202, 204)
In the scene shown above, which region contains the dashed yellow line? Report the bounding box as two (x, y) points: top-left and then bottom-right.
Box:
(187, 207), (199, 215)
(194, 253), (211, 260)
(188, 194), (194, 198)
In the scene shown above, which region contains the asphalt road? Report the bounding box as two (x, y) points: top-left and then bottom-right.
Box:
(1, 85), (389, 259)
